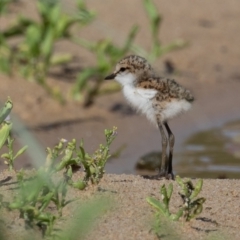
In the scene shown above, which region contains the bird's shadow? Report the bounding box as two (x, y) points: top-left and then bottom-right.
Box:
(29, 116), (104, 132)
(109, 103), (136, 116)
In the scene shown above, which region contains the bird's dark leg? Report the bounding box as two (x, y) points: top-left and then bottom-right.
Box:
(164, 122), (175, 179)
(142, 121), (173, 180)
(157, 122), (169, 178)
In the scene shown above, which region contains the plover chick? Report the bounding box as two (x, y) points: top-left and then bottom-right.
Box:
(105, 55), (194, 179)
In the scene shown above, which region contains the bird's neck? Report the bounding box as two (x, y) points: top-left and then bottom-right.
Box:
(132, 71), (155, 87)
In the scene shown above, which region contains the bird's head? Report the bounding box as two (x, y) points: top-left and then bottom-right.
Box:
(105, 55), (154, 86)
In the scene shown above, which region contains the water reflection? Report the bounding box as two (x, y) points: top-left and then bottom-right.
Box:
(175, 120), (240, 178)
(135, 120), (240, 178)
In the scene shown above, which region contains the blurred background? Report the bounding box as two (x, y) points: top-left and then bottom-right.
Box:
(0, 0), (240, 178)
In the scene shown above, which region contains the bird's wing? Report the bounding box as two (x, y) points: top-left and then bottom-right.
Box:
(136, 88), (158, 99)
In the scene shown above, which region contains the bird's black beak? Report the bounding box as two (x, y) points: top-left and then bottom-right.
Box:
(105, 73), (116, 80)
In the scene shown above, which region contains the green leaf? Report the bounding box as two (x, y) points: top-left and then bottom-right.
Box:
(176, 175), (189, 196)
(13, 145), (28, 160)
(67, 166), (73, 179)
(1, 153), (10, 159)
(76, 0), (95, 24)
(0, 97), (13, 124)
(146, 196), (168, 215)
(37, 212), (55, 222)
(56, 148), (74, 170)
(166, 182), (173, 199)
(0, 122), (12, 149)
(39, 192), (55, 212)
(175, 175), (184, 188)
(55, 16), (70, 37)
(190, 179), (203, 200)
(72, 180), (87, 190)
(122, 25), (139, 54)
(24, 24), (41, 56)
(37, 1), (48, 18)
(8, 201), (23, 210)
(59, 197), (110, 240)
(41, 29), (54, 58)
(79, 145), (85, 160)
(170, 208), (183, 221)
(72, 68), (96, 99)
(143, 0), (161, 38)
(49, 4), (61, 25)
(160, 184), (169, 207)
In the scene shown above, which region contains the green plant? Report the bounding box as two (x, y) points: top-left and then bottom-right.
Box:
(59, 197), (111, 240)
(176, 176), (206, 221)
(0, 98), (28, 171)
(17, 0), (93, 78)
(7, 151), (71, 237)
(7, 147), (73, 237)
(8, 172), (57, 236)
(0, 0), (94, 102)
(1, 0), (188, 105)
(133, 0), (188, 62)
(7, 127), (117, 237)
(147, 176), (206, 237)
(77, 127), (118, 184)
(147, 183), (183, 221)
(71, 27), (138, 106)
(0, 97), (116, 238)
(0, 97), (12, 124)
(1, 136), (28, 171)
(45, 127), (118, 187)
(72, 0), (187, 106)
(0, 97), (115, 237)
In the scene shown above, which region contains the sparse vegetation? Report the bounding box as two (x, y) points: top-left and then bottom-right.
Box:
(0, 0), (187, 105)
(147, 176), (206, 238)
(0, 97), (116, 238)
(0, 99), (28, 170)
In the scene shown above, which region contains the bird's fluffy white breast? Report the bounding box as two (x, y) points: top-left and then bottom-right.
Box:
(122, 86), (192, 124)
(162, 99), (192, 121)
(123, 85), (157, 124)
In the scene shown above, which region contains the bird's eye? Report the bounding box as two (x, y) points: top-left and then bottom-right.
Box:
(119, 67), (126, 72)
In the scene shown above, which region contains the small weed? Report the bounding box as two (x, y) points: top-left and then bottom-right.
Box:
(175, 176), (206, 221)
(147, 183), (183, 221)
(132, 0), (188, 63)
(6, 126), (117, 237)
(8, 172), (57, 236)
(6, 125), (117, 237)
(77, 127), (118, 184)
(0, 0), (188, 104)
(0, 98), (28, 171)
(147, 176), (206, 237)
(0, 98), (117, 238)
(1, 136), (28, 171)
(0, 117), (12, 150)
(0, 97), (12, 125)
(44, 126), (117, 188)
(0, 0), (94, 102)
(72, 0), (187, 106)
(71, 27), (138, 105)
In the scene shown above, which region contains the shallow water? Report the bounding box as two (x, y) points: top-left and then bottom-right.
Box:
(173, 120), (240, 178)
(135, 119), (240, 179)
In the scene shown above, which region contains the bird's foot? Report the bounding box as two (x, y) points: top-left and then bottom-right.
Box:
(143, 171), (174, 180)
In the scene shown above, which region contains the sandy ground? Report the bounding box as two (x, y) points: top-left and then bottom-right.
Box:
(0, 1), (240, 239)
(1, 0), (240, 176)
(0, 170), (240, 240)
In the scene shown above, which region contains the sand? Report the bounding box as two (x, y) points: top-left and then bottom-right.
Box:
(0, 170), (240, 240)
